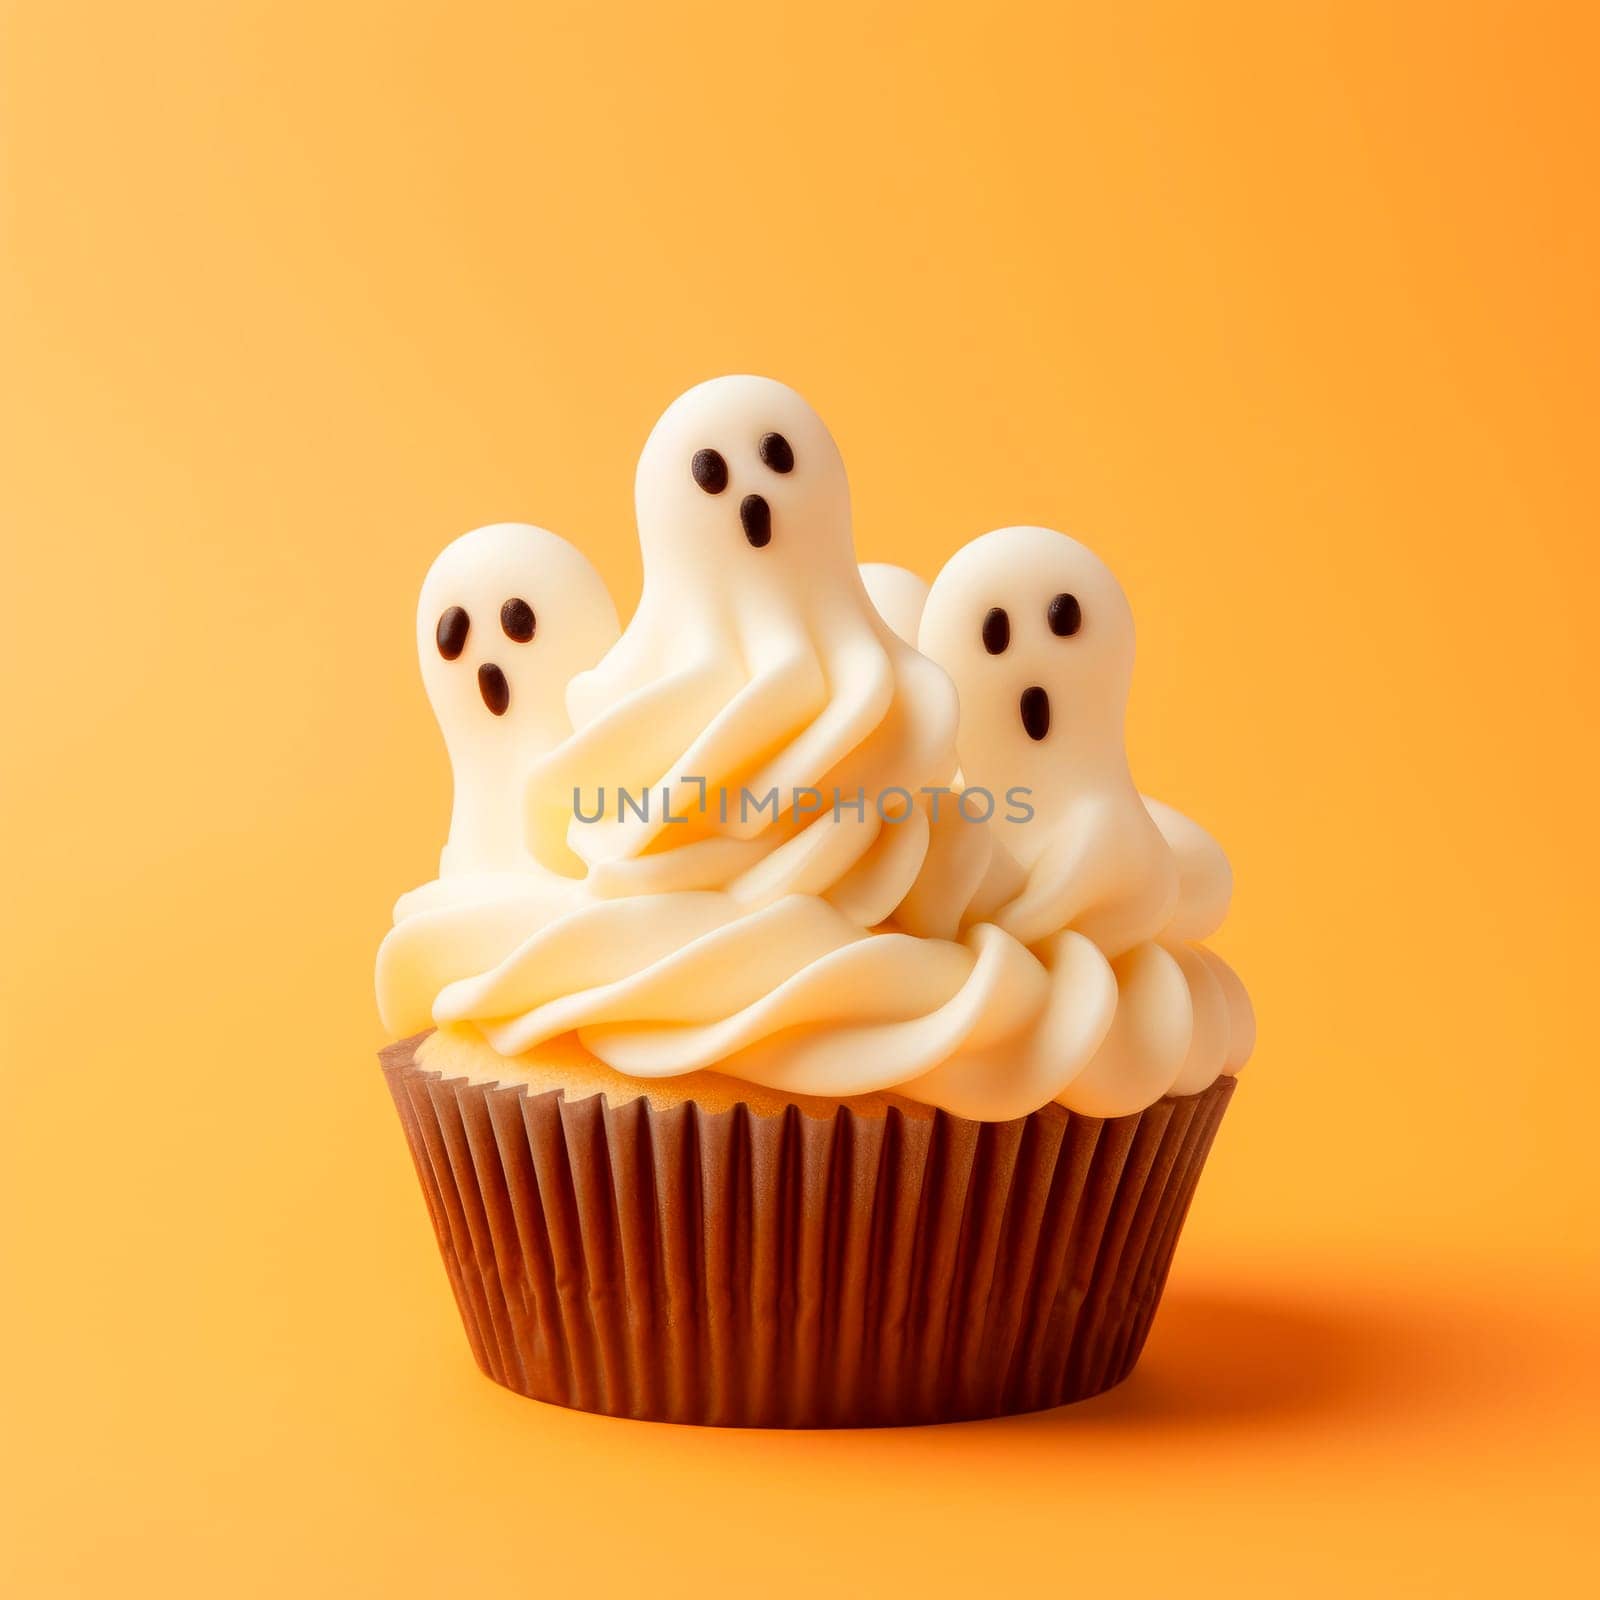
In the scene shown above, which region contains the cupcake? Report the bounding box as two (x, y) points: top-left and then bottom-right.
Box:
(376, 376), (1254, 1427)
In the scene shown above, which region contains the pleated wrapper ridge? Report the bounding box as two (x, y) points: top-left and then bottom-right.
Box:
(381, 1034), (1233, 1427)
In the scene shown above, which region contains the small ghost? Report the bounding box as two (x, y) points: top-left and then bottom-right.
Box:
(858, 563), (929, 647)
(919, 525), (1254, 1104)
(417, 522), (619, 878)
(918, 525), (1176, 956)
(866, 548), (1233, 949)
(377, 522), (619, 1037)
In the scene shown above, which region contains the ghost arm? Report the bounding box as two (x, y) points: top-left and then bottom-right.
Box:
(991, 812), (1109, 950)
(731, 633), (895, 839)
(593, 647), (832, 860)
(666, 647), (829, 806)
(1143, 795), (1233, 941)
(992, 792), (1179, 955)
(895, 800), (995, 940)
(960, 828), (1030, 930)
(525, 656), (734, 873)
(533, 643), (836, 868)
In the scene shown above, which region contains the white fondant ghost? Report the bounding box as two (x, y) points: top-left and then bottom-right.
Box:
(858, 563), (928, 647)
(858, 550), (1234, 947)
(418, 522), (619, 878)
(919, 525), (1255, 1097)
(528, 377), (957, 901)
(918, 525), (1177, 956)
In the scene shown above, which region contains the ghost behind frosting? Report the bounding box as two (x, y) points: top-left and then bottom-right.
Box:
(418, 522), (619, 878)
(858, 563), (929, 647)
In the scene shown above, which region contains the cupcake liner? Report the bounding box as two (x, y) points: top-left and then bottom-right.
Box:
(381, 1036), (1234, 1427)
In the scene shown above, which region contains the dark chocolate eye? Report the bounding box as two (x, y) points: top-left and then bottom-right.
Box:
(758, 432), (794, 474)
(982, 607), (1010, 655)
(1047, 593), (1082, 637)
(436, 605), (469, 660)
(691, 449), (729, 494)
(501, 597), (535, 642)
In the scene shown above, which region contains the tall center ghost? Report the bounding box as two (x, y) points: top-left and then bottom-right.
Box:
(528, 376), (957, 906)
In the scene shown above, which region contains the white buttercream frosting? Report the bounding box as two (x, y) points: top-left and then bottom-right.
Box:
(377, 377), (1253, 1119)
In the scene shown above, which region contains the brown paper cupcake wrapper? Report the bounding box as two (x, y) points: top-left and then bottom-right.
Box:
(381, 1036), (1234, 1427)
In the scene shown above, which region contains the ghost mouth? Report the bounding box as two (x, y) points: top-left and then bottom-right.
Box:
(478, 662), (510, 716)
(740, 493), (772, 548)
(1020, 685), (1050, 741)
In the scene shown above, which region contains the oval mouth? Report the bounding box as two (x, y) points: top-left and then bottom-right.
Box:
(1019, 685), (1050, 741)
(478, 662), (510, 716)
(740, 493), (772, 548)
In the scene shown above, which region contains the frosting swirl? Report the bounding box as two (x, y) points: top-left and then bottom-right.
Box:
(377, 378), (1253, 1120)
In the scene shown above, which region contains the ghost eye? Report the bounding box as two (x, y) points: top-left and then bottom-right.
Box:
(691, 449), (729, 494)
(436, 605), (470, 660)
(1048, 593), (1082, 637)
(501, 598), (536, 642)
(758, 432), (794, 474)
(982, 607), (1010, 654)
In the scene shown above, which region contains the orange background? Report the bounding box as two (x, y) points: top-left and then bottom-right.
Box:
(3, 1), (1597, 1593)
